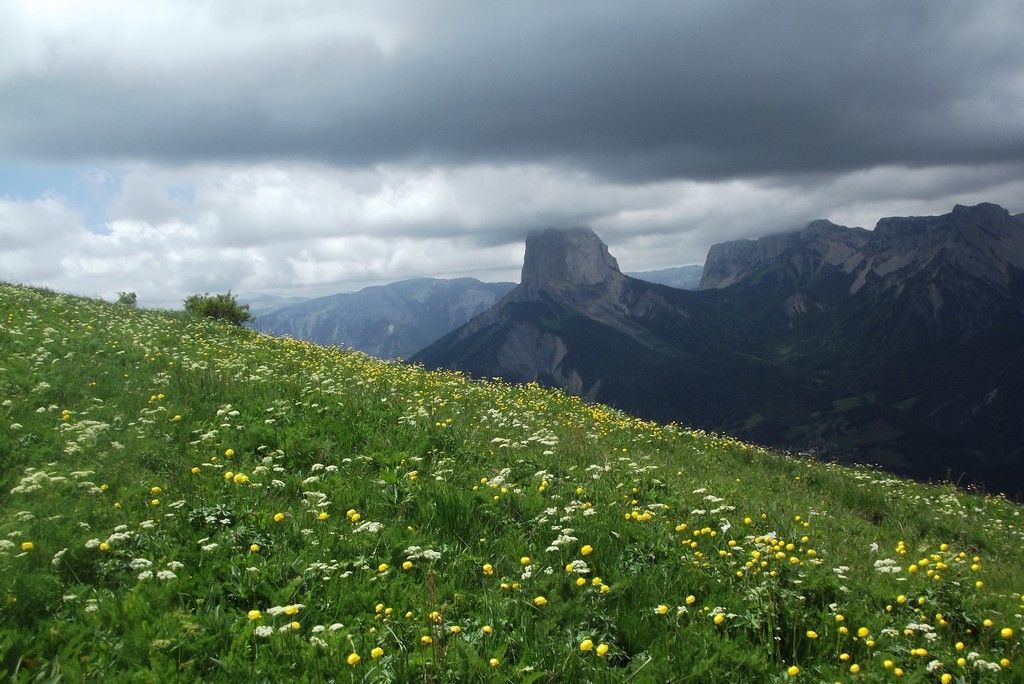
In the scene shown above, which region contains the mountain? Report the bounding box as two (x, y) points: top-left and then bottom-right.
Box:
(414, 204), (1024, 495)
(628, 264), (703, 289)
(255, 277), (514, 359)
(240, 294), (309, 317)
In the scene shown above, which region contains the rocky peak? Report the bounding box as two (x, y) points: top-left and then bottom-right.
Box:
(520, 228), (622, 291)
(699, 220), (867, 290)
(850, 202), (1024, 293)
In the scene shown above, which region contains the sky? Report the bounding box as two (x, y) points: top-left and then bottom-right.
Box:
(2, 1), (1023, 307)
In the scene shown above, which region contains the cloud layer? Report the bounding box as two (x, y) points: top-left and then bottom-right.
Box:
(1, 1), (1023, 305)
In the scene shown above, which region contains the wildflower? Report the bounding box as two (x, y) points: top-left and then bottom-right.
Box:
(346, 653), (361, 666)
(656, 604), (669, 615)
(806, 630), (818, 639)
(713, 613), (726, 625)
(420, 635), (432, 645)
(191, 467), (201, 474)
(224, 449), (234, 458)
(596, 643), (609, 656)
(849, 664), (860, 673)
(686, 595), (696, 605)
(1001, 627), (1014, 639)
(482, 563), (494, 575)
(581, 544), (593, 556)
(402, 560), (413, 570)
(150, 486), (162, 494)
(533, 596), (548, 607)
(580, 639), (594, 652)
(273, 512), (285, 522)
(99, 542), (110, 552)
(20, 541), (34, 552)
(318, 511), (329, 521)
(247, 610), (262, 621)
(232, 473), (249, 484)
(289, 621), (300, 630)
(488, 658), (500, 668)
(857, 627), (869, 638)
(481, 625), (493, 635)
(787, 665), (800, 676)
(520, 556), (531, 566)
(449, 625), (461, 634)
(378, 563), (389, 573)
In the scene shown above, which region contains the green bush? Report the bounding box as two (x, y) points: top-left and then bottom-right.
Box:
(183, 291), (252, 326)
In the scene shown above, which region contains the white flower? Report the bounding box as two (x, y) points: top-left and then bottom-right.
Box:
(254, 626), (274, 638)
(138, 570), (154, 581)
(156, 570), (177, 581)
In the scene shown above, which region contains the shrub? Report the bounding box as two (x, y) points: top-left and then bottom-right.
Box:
(115, 291), (137, 307)
(183, 291), (252, 326)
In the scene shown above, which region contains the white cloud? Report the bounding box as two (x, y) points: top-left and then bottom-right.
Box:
(2, 160), (1022, 308)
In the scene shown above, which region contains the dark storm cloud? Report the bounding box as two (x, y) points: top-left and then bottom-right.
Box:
(2, 1), (1023, 181)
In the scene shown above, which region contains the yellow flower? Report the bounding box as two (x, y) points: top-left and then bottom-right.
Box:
(232, 473), (248, 484)
(580, 639), (594, 652)
(20, 541), (34, 552)
(857, 627), (869, 638)
(576, 577), (586, 587)
(520, 556), (531, 566)
(581, 545), (593, 556)
(317, 511), (329, 520)
(99, 542), (110, 552)
(191, 467), (201, 474)
(283, 604), (300, 615)
(685, 595), (696, 605)
(656, 604), (669, 615)
(849, 664), (860, 674)
(883, 660), (894, 669)
(370, 647), (384, 659)
(224, 471), (234, 481)
(346, 653), (361, 666)
(273, 512), (285, 522)
(224, 448), (234, 457)
(533, 596), (548, 607)
(787, 665), (800, 677)
(289, 621), (300, 630)
(713, 613), (725, 625)
(150, 499), (160, 506)
(489, 658), (500, 668)
(940, 675), (952, 684)
(249, 544), (260, 553)
(150, 486), (162, 494)
(595, 643), (609, 657)
(420, 635), (432, 645)
(247, 610), (262, 621)
(378, 563), (389, 573)
(449, 625), (461, 634)
(402, 560), (413, 570)
(1001, 627), (1015, 639)
(172, 414), (182, 422)
(482, 563), (493, 575)
(805, 630), (817, 639)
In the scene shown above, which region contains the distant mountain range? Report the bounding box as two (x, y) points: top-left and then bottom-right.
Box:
(414, 203), (1024, 495)
(627, 264), (703, 289)
(248, 267), (700, 359)
(253, 278), (514, 359)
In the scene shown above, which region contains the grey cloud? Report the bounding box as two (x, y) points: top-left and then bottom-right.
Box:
(2, 1), (1023, 181)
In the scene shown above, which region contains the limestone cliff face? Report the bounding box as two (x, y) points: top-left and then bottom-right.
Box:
(699, 220), (870, 290)
(519, 228), (623, 293)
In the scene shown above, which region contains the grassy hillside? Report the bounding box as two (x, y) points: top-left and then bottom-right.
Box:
(1, 283), (1021, 682)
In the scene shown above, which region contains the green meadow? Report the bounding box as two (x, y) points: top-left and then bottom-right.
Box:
(1, 283), (1021, 682)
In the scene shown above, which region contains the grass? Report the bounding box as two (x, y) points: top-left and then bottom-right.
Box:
(0, 282), (1021, 682)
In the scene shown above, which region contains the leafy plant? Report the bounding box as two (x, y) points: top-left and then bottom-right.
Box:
(183, 291), (252, 326)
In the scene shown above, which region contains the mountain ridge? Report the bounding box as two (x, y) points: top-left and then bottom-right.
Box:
(414, 203), (1024, 494)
